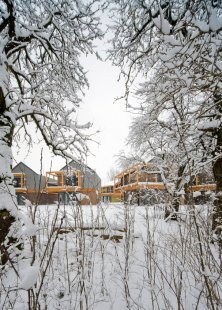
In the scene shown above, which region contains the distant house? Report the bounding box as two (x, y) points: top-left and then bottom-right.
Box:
(114, 162), (165, 191)
(100, 181), (122, 203)
(60, 159), (101, 189)
(12, 162), (57, 205)
(45, 159), (101, 205)
(110, 161), (216, 205)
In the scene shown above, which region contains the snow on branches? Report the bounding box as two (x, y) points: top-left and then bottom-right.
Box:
(0, 0), (102, 256)
(108, 0), (222, 233)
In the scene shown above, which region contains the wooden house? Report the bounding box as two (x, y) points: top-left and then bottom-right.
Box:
(100, 184), (122, 203)
(112, 163), (216, 205)
(112, 163), (168, 205)
(114, 163), (165, 192)
(12, 162), (56, 205)
(45, 159), (101, 205)
(187, 170), (216, 204)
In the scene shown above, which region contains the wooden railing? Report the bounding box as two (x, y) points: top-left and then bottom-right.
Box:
(113, 165), (216, 193)
(13, 173), (27, 192)
(45, 170), (82, 193)
(114, 163), (164, 192)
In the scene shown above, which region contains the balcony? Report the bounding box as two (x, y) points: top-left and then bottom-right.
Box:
(189, 176), (216, 192)
(114, 164), (165, 192)
(45, 170), (82, 193)
(13, 173), (27, 193)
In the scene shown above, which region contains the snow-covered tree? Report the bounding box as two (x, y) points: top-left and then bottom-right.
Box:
(0, 0), (102, 261)
(106, 166), (120, 182)
(116, 150), (143, 171)
(109, 0), (222, 238)
(128, 89), (207, 214)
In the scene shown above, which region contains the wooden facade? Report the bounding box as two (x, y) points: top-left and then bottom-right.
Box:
(45, 168), (100, 205)
(100, 185), (122, 203)
(46, 170), (82, 193)
(114, 163), (166, 191)
(189, 176), (216, 192)
(111, 163), (216, 205)
(12, 161), (216, 206)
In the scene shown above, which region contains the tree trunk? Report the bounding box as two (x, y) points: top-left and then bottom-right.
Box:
(0, 89), (17, 264)
(165, 164), (186, 220)
(212, 156), (222, 236)
(212, 92), (222, 243)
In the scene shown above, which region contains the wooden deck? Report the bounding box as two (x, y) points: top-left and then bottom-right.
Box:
(100, 192), (122, 197)
(114, 182), (167, 192)
(190, 184), (216, 192)
(46, 185), (81, 193)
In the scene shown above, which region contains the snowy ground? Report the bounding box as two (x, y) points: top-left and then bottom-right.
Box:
(1, 203), (221, 309)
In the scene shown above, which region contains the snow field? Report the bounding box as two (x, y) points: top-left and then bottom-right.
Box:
(1, 203), (221, 309)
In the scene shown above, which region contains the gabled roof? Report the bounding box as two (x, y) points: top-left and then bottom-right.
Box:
(61, 159), (99, 176)
(12, 162), (39, 175)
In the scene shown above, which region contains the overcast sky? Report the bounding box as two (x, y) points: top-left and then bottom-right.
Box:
(76, 50), (133, 184)
(12, 36), (133, 185)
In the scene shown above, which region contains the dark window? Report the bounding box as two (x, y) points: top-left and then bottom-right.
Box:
(13, 177), (21, 188)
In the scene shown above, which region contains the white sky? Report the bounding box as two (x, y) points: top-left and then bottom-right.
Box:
(79, 53), (133, 183)
(12, 40), (133, 185)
